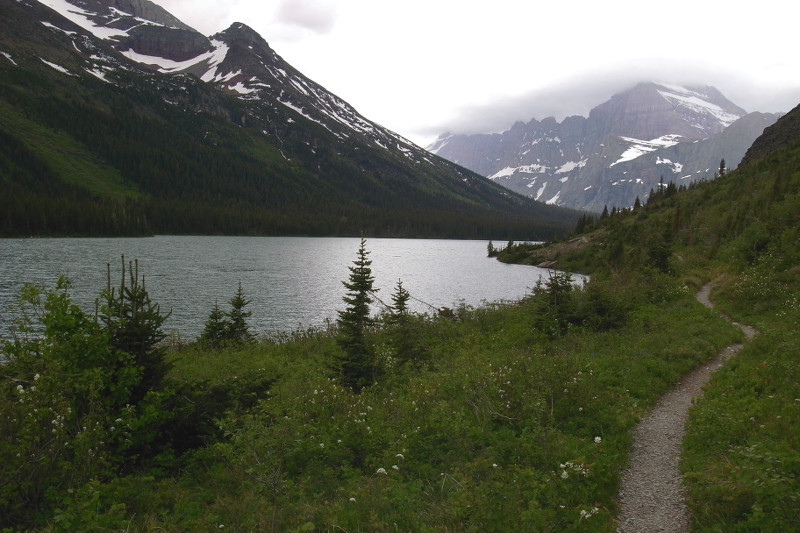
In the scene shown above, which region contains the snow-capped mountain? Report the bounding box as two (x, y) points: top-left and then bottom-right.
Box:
(32, 0), (422, 153)
(429, 83), (781, 212)
(0, 0), (578, 237)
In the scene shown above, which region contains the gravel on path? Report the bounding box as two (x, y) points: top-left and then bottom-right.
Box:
(615, 284), (755, 532)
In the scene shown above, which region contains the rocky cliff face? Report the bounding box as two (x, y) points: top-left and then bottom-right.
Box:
(430, 83), (780, 212)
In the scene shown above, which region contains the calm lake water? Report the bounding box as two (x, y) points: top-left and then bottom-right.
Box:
(0, 236), (562, 340)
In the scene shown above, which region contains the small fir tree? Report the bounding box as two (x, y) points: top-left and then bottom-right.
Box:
(387, 279), (422, 366)
(100, 256), (170, 402)
(226, 281), (253, 344)
(200, 301), (228, 348)
(335, 238), (378, 391)
(200, 283), (254, 347)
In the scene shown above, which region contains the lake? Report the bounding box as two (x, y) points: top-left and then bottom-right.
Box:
(0, 236), (564, 340)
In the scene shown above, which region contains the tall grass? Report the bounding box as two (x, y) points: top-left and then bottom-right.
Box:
(53, 276), (740, 532)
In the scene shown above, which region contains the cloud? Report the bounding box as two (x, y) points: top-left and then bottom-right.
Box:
(412, 60), (800, 143)
(275, 0), (337, 34)
(157, 0), (242, 35)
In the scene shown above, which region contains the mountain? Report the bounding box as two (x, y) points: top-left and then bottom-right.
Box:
(740, 102), (800, 166)
(0, 0), (578, 238)
(428, 83), (781, 212)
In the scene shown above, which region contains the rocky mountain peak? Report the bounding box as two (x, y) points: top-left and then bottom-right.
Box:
(430, 82), (778, 212)
(215, 23), (269, 48)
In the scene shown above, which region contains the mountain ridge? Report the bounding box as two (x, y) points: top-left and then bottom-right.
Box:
(0, 0), (578, 238)
(429, 82), (781, 212)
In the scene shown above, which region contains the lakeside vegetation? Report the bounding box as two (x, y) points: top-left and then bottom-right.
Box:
(496, 134), (800, 531)
(2, 122), (798, 530)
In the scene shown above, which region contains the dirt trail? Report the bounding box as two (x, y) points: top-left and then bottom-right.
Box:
(615, 284), (755, 532)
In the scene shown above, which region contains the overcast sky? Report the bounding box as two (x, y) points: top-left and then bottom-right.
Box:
(157, 0), (799, 147)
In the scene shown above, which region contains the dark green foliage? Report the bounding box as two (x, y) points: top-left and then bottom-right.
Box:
(100, 256), (171, 402)
(334, 238), (378, 391)
(530, 271), (578, 337)
(0, 264), (175, 528)
(385, 279), (425, 366)
(200, 301), (228, 348)
(227, 282), (254, 344)
(574, 212), (594, 233)
(199, 283), (254, 348)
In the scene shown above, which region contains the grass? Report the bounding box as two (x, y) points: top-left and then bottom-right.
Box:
(68, 276), (739, 532)
(0, 99), (140, 201)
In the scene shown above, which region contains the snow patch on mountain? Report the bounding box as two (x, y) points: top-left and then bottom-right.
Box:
(656, 157), (683, 173)
(198, 40), (231, 80)
(1, 51), (16, 65)
(657, 84), (741, 127)
(489, 164), (550, 180)
(556, 159), (587, 174)
(534, 181), (547, 200)
(40, 20), (77, 35)
(122, 47), (210, 72)
(37, 0), (129, 40)
(611, 134), (682, 166)
(40, 57), (73, 75)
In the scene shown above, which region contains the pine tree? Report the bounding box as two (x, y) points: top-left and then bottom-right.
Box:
(226, 281), (253, 344)
(335, 238), (378, 391)
(100, 256), (170, 402)
(200, 301), (228, 348)
(390, 279), (410, 317)
(387, 279), (422, 366)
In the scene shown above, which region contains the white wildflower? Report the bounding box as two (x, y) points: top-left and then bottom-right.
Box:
(376, 467), (387, 475)
(594, 436), (602, 443)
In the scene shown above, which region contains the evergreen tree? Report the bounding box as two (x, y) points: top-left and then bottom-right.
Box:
(531, 271), (576, 337)
(390, 279), (410, 317)
(226, 281), (253, 344)
(335, 238), (378, 391)
(200, 301), (228, 348)
(575, 213), (593, 234)
(386, 279), (423, 366)
(99, 256), (170, 402)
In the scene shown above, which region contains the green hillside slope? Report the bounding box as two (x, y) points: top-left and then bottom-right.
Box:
(498, 104), (800, 531)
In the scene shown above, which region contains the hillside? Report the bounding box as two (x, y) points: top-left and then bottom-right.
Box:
(496, 103), (800, 531)
(0, 0), (577, 238)
(430, 82), (781, 212)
